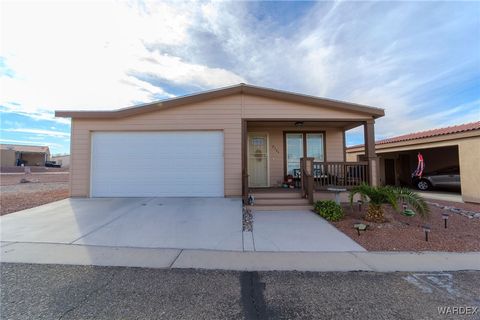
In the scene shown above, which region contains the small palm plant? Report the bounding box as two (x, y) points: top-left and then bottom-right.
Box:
(349, 183), (430, 222)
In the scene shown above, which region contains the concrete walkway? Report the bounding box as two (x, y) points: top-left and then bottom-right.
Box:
(1, 242), (479, 272)
(0, 198), (365, 253)
(252, 211), (365, 252)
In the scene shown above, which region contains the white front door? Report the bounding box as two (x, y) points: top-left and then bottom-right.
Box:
(248, 133), (269, 187)
(90, 131), (224, 197)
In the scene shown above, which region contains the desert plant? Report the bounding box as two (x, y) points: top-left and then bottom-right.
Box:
(314, 200), (344, 221)
(349, 183), (430, 222)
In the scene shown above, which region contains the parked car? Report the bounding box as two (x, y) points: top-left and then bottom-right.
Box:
(412, 166), (460, 191)
(45, 161), (61, 168)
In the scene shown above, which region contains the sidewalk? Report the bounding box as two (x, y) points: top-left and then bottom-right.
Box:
(1, 242), (479, 272)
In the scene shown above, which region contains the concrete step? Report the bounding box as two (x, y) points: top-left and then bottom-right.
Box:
(249, 191), (303, 199)
(248, 205), (313, 211)
(254, 198), (310, 206)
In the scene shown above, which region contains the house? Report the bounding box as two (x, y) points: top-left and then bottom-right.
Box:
(51, 154), (70, 168)
(346, 122), (480, 203)
(0, 144), (50, 167)
(56, 84), (384, 206)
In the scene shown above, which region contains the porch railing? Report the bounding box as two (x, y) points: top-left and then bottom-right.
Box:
(312, 161), (369, 190)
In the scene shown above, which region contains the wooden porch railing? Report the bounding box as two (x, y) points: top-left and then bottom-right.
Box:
(301, 159), (369, 203)
(312, 161), (369, 190)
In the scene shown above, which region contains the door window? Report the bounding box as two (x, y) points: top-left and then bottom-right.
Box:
(306, 133), (324, 162)
(286, 133), (303, 175)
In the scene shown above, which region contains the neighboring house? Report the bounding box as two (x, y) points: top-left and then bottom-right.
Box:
(346, 122), (480, 203)
(56, 84), (384, 205)
(51, 155), (70, 168)
(0, 144), (50, 167)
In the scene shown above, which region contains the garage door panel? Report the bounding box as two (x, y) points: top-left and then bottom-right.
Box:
(91, 131), (224, 197)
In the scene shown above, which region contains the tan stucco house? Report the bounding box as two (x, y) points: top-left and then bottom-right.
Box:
(346, 122), (480, 203)
(0, 144), (50, 167)
(56, 84), (384, 207)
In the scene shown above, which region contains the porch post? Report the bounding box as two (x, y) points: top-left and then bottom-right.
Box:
(303, 157), (315, 204)
(241, 119), (248, 203)
(364, 119), (379, 186)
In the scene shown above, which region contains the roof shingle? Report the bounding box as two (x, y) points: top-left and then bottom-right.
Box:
(347, 121), (480, 149)
(377, 121), (480, 145)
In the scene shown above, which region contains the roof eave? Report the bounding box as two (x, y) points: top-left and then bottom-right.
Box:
(55, 83), (385, 119)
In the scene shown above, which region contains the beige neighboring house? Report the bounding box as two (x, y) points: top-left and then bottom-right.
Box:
(51, 155), (70, 168)
(346, 122), (480, 203)
(0, 144), (50, 167)
(56, 84), (384, 206)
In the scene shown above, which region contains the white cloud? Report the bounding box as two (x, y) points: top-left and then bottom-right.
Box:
(0, 0), (244, 113)
(0, 138), (62, 148)
(2, 128), (70, 138)
(1, 0), (478, 140)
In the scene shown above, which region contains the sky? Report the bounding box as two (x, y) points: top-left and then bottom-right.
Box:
(1, 0), (479, 155)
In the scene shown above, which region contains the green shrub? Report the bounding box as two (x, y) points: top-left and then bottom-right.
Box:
(314, 200), (344, 221)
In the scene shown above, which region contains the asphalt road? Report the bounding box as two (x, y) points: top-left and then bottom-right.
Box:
(1, 263), (479, 320)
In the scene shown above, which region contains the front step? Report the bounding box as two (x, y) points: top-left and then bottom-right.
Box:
(254, 198), (310, 206)
(249, 191), (303, 199)
(247, 190), (312, 211)
(247, 204), (313, 211)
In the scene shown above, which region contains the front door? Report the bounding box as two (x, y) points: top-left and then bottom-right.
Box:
(248, 133), (269, 187)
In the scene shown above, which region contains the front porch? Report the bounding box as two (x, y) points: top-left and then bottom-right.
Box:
(242, 119), (378, 207)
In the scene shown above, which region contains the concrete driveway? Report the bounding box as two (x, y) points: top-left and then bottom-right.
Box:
(0, 197), (243, 251)
(252, 210), (365, 252)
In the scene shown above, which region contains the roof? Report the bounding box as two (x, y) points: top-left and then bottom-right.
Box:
(347, 121), (480, 150)
(55, 83), (385, 119)
(0, 144), (50, 154)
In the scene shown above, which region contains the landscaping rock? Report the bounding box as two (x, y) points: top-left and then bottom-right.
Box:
(242, 207), (253, 232)
(332, 201), (480, 252)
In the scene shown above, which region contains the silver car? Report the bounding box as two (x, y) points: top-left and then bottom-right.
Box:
(413, 166), (461, 191)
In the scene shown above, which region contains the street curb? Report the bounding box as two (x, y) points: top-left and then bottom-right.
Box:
(1, 242), (479, 272)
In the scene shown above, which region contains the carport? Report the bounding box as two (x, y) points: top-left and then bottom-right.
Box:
(378, 145), (459, 187)
(346, 122), (480, 203)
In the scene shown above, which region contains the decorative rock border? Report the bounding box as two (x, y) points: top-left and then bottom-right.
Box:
(426, 201), (480, 219)
(243, 207), (253, 231)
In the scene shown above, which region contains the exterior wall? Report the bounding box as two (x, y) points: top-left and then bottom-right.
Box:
(70, 95), (242, 197)
(0, 150), (16, 166)
(70, 93), (374, 197)
(52, 155), (70, 168)
(314, 191), (361, 203)
(242, 95), (371, 120)
(247, 125), (345, 187)
(21, 153), (46, 166)
(459, 137), (480, 203)
(346, 152), (359, 162)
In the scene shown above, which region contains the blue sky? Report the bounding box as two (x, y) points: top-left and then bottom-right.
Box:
(1, 0), (479, 154)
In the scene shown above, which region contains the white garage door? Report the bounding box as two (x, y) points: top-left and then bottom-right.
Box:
(91, 131), (224, 197)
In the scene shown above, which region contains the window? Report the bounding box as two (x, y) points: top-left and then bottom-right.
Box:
(285, 132), (324, 175)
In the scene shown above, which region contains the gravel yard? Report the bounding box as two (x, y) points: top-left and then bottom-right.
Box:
(0, 173), (69, 215)
(332, 200), (480, 252)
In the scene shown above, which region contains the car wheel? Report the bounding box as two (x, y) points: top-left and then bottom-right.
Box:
(416, 179), (431, 191)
